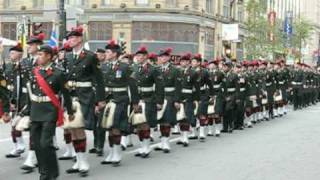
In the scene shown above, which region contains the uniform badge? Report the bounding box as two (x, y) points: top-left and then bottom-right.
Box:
(116, 70), (122, 78)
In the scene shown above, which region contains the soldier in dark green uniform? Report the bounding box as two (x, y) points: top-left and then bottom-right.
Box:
(222, 61), (239, 133)
(27, 45), (74, 180)
(154, 48), (182, 153)
(4, 43), (27, 159)
(234, 63), (247, 130)
(132, 46), (164, 157)
(191, 54), (211, 141)
(64, 26), (105, 177)
(176, 53), (199, 146)
(292, 63), (304, 110)
(88, 48), (107, 157)
(100, 40), (139, 166)
(207, 60), (224, 136)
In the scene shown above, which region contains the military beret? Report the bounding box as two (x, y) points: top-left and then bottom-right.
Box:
(27, 32), (45, 44)
(9, 43), (23, 52)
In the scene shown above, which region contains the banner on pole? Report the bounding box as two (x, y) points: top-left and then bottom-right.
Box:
(222, 24), (239, 41)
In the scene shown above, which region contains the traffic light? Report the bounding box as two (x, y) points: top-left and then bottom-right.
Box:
(32, 22), (43, 35)
(120, 41), (127, 54)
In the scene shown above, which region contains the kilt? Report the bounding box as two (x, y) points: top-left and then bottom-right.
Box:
(111, 102), (129, 132)
(184, 100), (196, 127)
(197, 95), (209, 117)
(144, 101), (157, 128)
(159, 96), (177, 126)
(78, 97), (96, 130)
(214, 95), (224, 115)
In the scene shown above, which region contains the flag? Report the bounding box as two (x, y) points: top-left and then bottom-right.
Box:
(48, 25), (58, 48)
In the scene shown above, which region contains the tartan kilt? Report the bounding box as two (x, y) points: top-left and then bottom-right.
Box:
(159, 96), (177, 126)
(78, 97), (96, 130)
(197, 95), (209, 117)
(111, 102), (129, 132)
(144, 101), (158, 128)
(214, 94), (224, 115)
(280, 88), (288, 102)
(184, 100), (197, 127)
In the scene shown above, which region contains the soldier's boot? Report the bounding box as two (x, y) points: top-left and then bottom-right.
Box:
(188, 127), (198, 140)
(263, 110), (269, 120)
(126, 134), (134, 148)
(278, 106), (283, 117)
(247, 116), (253, 128)
(273, 108), (278, 118)
(16, 137), (26, 153)
(182, 131), (189, 147)
(111, 145), (122, 166)
(154, 137), (164, 151)
(162, 137), (171, 153)
(101, 147), (113, 165)
(258, 112), (263, 122)
(199, 126), (206, 142)
(252, 113), (257, 124)
(66, 154), (80, 173)
(78, 153), (89, 177)
(21, 150), (37, 173)
(120, 136), (127, 151)
(283, 105), (288, 115)
(172, 125), (180, 135)
(207, 125), (214, 136)
(214, 123), (222, 136)
(141, 139), (151, 158)
(59, 143), (76, 160)
(150, 128), (155, 142)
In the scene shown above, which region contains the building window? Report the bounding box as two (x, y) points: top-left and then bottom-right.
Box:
(192, 0), (199, 10)
(223, 0), (230, 17)
(206, 0), (213, 13)
(101, 0), (110, 6)
(166, 0), (177, 8)
(132, 22), (199, 43)
(136, 0), (148, 5)
(238, 7), (244, 22)
(1, 22), (17, 40)
(88, 21), (112, 40)
(33, 0), (44, 8)
(3, 0), (12, 8)
(205, 28), (215, 45)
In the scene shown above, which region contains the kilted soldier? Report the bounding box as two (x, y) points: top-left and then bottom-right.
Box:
(25, 45), (74, 180)
(280, 60), (290, 114)
(4, 43), (26, 159)
(154, 48), (182, 153)
(64, 26), (105, 177)
(207, 60), (224, 136)
(222, 61), (239, 133)
(274, 62), (286, 117)
(88, 48), (107, 157)
(264, 62), (275, 120)
(191, 54), (211, 141)
(132, 46), (164, 157)
(100, 40), (139, 166)
(0, 71), (10, 123)
(176, 53), (199, 146)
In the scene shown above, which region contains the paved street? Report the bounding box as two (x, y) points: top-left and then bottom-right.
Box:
(0, 105), (320, 180)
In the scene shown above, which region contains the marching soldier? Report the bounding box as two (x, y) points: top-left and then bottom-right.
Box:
(132, 46), (164, 157)
(100, 40), (139, 166)
(176, 53), (199, 146)
(4, 43), (27, 159)
(190, 54), (211, 141)
(207, 60), (224, 136)
(26, 45), (74, 180)
(234, 63), (247, 130)
(154, 48), (181, 153)
(64, 26), (105, 177)
(292, 63), (304, 110)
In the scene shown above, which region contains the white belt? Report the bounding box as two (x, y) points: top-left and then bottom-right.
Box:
(68, 81), (92, 88)
(213, 84), (221, 88)
(182, 89), (193, 94)
(138, 86), (155, 92)
(31, 94), (58, 103)
(22, 87), (28, 93)
(105, 87), (128, 92)
(7, 85), (14, 91)
(266, 83), (272, 86)
(279, 81), (285, 85)
(200, 86), (207, 91)
(227, 88), (236, 92)
(164, 87), (175, 92)
(240, 88), (246, 92)
(292, 82), (302, 85)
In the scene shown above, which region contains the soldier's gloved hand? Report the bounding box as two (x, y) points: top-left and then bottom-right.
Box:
(95, 106), (100, 114)
(68, 114), (75, 122)
(10, 104), (16, 112)
(98, 101), (106, 110)
(156, 104), (163, 111)
(174, 102), (181, 110)
(2, 113), (11, 123)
